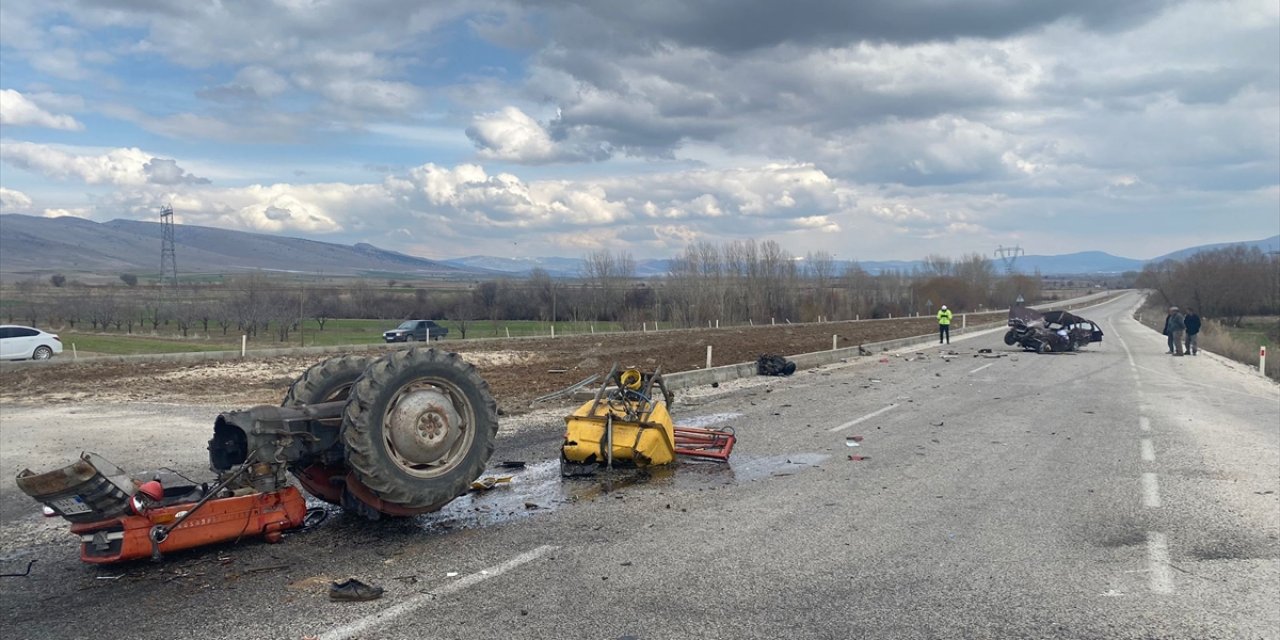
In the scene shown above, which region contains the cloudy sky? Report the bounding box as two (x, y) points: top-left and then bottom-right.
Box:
(1, 0), (1276, 262)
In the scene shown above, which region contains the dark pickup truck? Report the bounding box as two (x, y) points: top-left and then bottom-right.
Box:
(383, 320), (448, 342)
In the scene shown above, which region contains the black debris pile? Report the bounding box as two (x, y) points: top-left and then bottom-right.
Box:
(756, 354), (797, 377)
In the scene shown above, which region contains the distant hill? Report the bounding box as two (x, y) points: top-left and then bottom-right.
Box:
(1, 213), (1273, 280)
(0, 214), (476, 280)
(1148, 235), (1279, 262)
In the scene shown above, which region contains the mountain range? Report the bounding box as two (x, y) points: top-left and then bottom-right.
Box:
(0, 213), (1275, 281)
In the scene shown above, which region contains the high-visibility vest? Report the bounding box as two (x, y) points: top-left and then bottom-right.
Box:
(937, 309), (952, 325)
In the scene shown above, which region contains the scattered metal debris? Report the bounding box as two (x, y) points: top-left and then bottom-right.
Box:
(533, 373), (601, 403)
(470, 476), (513, 491)
(0, 560), (35, 578)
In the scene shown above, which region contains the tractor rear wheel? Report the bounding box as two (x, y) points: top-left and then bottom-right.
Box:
(341, 348), (498, 514)
(1003, 331), (1018, 346)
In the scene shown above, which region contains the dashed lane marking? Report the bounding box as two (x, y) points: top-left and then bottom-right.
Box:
(1142, 473), (1162, 508)
(1141, 438), (1155, 462)
(828, 404), (898, 432)
(968, 362), (995, 374)
(1146, 532), (1174, 594)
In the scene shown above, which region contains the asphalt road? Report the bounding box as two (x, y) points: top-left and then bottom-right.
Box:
(0, 291), (1276, 640)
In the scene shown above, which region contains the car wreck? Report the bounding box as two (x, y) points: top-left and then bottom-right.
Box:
(1004, 306), (1104, 353)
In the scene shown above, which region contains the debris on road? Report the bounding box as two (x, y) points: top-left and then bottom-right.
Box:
(329, 578), (384, 602)
(756, 354), (796, 376)
(847, 455), (870, 461)
(470, 476), (513, 491)
(0, 560), (36, 578)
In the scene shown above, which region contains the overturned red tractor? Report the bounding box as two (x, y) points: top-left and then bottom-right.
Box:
(16, 348), (498, 563)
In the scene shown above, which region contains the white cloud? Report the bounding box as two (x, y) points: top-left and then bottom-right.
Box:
(0, 89), (84, 130)
(0, 186), (33, 211)
(0, 141), (208, 186)
(466, 106), (611, 163)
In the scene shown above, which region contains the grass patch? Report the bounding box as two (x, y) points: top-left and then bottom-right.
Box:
(53, 318), (630, 354)
(58, 333), (237, 355)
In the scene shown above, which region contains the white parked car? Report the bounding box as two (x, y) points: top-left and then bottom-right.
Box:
(0, 325), (64, 361)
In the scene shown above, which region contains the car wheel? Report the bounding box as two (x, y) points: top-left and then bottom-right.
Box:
(32, 345), (53, 360)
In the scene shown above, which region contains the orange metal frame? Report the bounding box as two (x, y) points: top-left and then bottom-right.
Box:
(69, 487), (308, 564)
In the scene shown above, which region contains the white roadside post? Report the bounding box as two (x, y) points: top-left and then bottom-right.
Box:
(241, 335), (247, 357)
(551, 325), (555, 338)
(706, 345), (713, 369)
(832, 335), (837, 350)
(1261, 346), (1268, 375)
(72, 343), (78, 360)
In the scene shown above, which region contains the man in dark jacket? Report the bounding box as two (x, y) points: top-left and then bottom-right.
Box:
(1184, 308), (1201, 356)
(1162, 308), (1175, 354)
(1168, 307), (1186, 356)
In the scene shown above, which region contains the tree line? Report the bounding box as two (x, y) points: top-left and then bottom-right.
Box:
(1136, 245), (1280, 325)
(3, 241), (1051, 342)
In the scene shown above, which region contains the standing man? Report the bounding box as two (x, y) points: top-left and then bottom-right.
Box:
(1168, 306), (1186, 356)
(1184, 308), (1201, 356)
(937, 304), (953, 344)
(1163, 307), (1175, 354)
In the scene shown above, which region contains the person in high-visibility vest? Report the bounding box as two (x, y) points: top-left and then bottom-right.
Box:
(937, 305), (953, 344)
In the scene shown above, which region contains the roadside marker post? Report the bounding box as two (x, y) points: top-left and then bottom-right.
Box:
(1261, 346), (1267, 375)
(706, 345), (713, 369)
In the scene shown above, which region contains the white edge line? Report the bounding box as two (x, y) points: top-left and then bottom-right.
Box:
(829, 404), (898, 432)
(1141, 473), (1162, 508)
(1139, 416), (1151, 432)
(968, 362), (995, 375)
(322, 545), (558, 640)
(1146, 532), (1174, 594)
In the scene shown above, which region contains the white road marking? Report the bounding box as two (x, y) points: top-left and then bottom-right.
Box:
(1142, 473), (1162, 508)
(1146, 532), (1174, 594)
(1114, 331), (1136, 368)
(828, 404), (898, 432)
(968, 362), (995, 374)
(321, 545), (557, 640)
(1139, 416), (1151, 432)
(1140, 438), (1155, 462)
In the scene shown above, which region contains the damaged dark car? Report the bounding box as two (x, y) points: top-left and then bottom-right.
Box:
(1004, 306), (1104, 353)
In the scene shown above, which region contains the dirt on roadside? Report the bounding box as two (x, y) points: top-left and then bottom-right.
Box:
(0, 315), (1004, 413)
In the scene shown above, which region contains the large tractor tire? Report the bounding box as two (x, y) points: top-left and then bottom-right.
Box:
(281, 355), (375, 505)
(1003, 331), (1018, 346)
(341, 348), (498, 515)
(282, 355), (375, 406)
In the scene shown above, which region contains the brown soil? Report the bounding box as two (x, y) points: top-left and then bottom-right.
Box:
(0, 314), (1005, 413)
